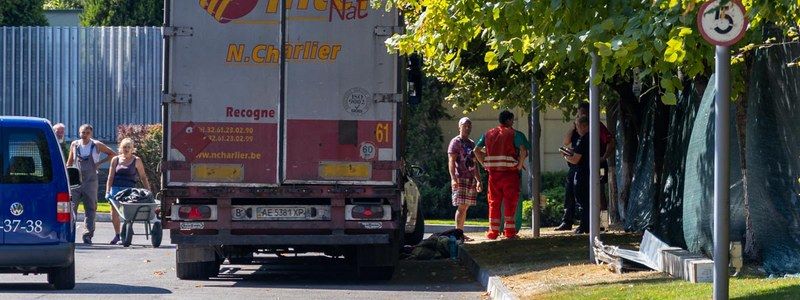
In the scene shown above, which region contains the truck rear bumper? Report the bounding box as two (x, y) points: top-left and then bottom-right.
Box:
(170, 231), (389, 245)
(0, 243), (74, 270)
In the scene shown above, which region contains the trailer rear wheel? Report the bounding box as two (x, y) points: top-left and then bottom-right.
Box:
(176, 261), (217, 280)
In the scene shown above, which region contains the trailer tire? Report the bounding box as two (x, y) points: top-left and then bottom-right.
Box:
(404, 208), (424, 246)
(176, 261), (217, 280)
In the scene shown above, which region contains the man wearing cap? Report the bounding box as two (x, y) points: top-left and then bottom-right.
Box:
(475, 111), (528, 239)
(448, 117), (482, 233)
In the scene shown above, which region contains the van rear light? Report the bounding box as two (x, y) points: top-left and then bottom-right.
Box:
(171, 205), (217, 221)
(56, 192), (71, 223)
(345, 205), (392, 221)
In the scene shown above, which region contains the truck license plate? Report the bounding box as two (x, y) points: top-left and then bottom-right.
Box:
(256, 207), (306, 220)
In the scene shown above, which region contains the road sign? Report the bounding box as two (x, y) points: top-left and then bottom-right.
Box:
(697, 0), (748, 46)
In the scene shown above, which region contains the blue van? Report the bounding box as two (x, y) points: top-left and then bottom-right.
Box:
(0, 116), (80, 289)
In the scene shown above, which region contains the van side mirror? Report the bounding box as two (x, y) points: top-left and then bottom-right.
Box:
(67, 167), (81, 188)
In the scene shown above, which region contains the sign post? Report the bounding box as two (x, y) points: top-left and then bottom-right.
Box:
(588, 52), (600, 263)
(530, 79), (541, 238)
(697, 1), (748, 299)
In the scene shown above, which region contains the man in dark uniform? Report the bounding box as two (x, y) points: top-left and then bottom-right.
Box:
(555, 103), (613, 231)
(563, 116), (591, 233)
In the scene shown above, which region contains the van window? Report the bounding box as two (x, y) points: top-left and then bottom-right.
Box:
(1, 128), (53, 184)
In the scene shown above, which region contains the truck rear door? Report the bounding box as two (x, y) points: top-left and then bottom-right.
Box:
(166, 0), (281, 186)
(282, 1), (400, 185)
(166, 0), (399, 187)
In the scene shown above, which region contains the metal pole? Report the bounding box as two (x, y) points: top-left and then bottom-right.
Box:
(713, 45), (731, 300)
(588, 53), (600, 262)
(530, 80), (541, 237)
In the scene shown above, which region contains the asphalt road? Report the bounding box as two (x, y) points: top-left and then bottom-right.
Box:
(0, 223), (482, 299)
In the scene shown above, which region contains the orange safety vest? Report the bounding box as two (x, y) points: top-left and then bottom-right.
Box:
(483, 125), (518, 172)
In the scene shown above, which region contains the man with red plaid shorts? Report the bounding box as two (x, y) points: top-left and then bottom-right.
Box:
(449, 117), (482, 232)
(475, 111), (528, 240)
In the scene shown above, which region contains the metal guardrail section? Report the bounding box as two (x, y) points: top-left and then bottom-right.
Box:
(0, 26), (162, 141)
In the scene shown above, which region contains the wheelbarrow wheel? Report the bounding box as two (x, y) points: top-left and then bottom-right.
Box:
(120, 222), (128, 242)
(151, 221), (163, 248)
(122, 222), (134, 247)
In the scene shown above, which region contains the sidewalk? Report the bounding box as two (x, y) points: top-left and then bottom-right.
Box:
(77, 212), (112, 222)
(456, 228), (656, 299)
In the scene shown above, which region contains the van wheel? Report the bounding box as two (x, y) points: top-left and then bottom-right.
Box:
(48, 261), (75, 290)
(404, 208), (425, 246)
(176, 261), (217, 280)
(122, 222), (134, 247)
(357, 266), (395, 281)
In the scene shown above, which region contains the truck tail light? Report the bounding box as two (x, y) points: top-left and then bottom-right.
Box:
(56, 192), (71, 223)
(172, 205), (217, 221)
(345, 205), (392, 221)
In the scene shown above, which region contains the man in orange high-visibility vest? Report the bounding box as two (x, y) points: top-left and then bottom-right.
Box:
(475, 111), (528, 240)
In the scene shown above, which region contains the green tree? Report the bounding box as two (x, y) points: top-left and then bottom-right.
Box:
(0, 0), (49, 26)
(385, 0), (799, 258)
(43, 0), (83, 10)
(80, 0), (162, 26)
(386, 0), (798, 108)
(405, 77), (456, 219)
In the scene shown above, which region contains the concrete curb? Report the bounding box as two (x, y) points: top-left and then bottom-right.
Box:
(426, 224), (532, 234)
(458, 244), (518, 300)
(425, 224), (486, 233)
(76, 212), (112, 222)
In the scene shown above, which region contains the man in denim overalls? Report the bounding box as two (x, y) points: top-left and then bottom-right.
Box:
(66, 124), (116, 244)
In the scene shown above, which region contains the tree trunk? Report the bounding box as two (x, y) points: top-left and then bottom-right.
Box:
(612, 80), (640, 225)
(606, 100), (619, 225)
(651, 98), (672, 228)
(737, 53), (759, 261)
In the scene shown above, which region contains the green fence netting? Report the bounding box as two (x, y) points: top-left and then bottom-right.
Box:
(624, 95), (658, 232)
(744, 44), (800, 275)
(650, 80), (704, 248)
(681, 74), (746, 257)
(618, 44), (800, 275)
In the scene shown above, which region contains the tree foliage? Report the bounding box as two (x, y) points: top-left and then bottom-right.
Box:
(385, 0), (800, 111)
(405, 77), (457, 218)
(0, 0), (49, 26)
(81, 0), (163, 26)
(43, 0), (83, 10)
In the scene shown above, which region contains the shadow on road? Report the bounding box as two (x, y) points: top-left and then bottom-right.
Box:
(201, 256), (481, 293)
(74, 244), (176, 251)
(0, 282), (171, 294)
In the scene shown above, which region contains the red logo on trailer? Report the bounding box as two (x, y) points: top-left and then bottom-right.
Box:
(199, 0), (259, 23)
